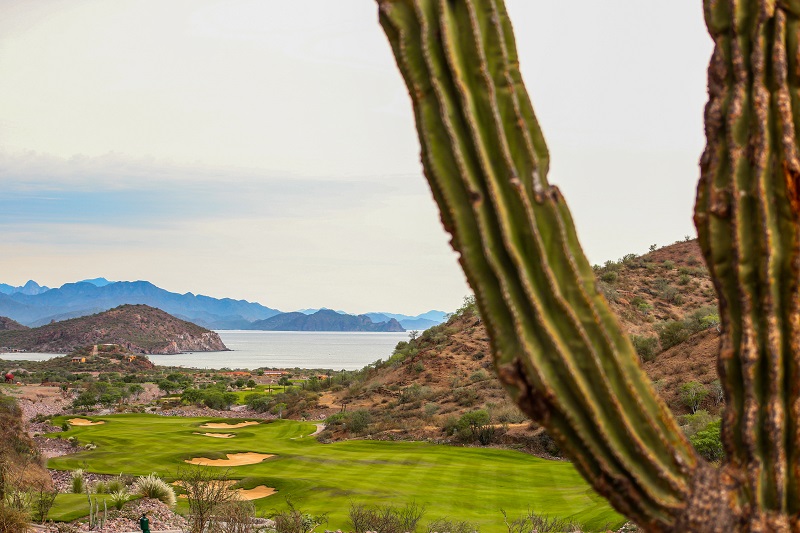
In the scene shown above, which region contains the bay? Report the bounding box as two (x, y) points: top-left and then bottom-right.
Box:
(2, 331), (410, 371)
(152, 330), (409, 370)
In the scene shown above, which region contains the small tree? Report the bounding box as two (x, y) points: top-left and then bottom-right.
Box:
(177, 466), (237, 533)
(272, 403), (287, 419)
(679, 381), (709, 414)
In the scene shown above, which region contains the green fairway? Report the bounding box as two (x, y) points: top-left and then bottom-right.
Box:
(48, 414), (623, 531)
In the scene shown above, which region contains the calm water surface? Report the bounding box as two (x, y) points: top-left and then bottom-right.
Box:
(1, 331), (410, 371)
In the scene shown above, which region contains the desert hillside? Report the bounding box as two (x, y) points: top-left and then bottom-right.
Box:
(319, 240), (723, 450)
(0, 304), (227, 355)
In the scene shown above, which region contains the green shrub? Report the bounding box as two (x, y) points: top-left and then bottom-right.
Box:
(469, 370), (489, 383)
(657, 321), (691, 350)
(599, 271), (618, 283)
(679, 410), (714, 438)
(133, 473), (176, 507)
(93, 481), (107, 494)
(110, 490), (128, 510)
(70, 469), (85, 494)
(689, 420), (723, 461)
(348, 410), (372, 434)
(630, 335), (659, 361)
(679, 381), (709, 413)
(106, 477), (125, 493)
(662, 260), (675, 270)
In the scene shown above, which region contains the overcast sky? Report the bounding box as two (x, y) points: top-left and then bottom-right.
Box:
(0, 1), (713, 315)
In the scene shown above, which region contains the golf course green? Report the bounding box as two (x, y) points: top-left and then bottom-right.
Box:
(47, 414), (624, 531)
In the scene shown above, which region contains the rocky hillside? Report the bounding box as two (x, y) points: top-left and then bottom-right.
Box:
(0, 393), (51, 493)
(0, 304), (228, 355)
(319, 240), (723, 450)
(0, 316), (27, 331)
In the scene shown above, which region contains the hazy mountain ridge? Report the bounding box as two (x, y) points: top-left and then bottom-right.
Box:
(0, 304), (227, 355)
(0, 279), (445, 332)
(250, 309), (405, 332)
(0, 280), (281, 328)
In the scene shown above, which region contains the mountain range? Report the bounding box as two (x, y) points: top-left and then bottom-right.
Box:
(0, 278), (446, 332)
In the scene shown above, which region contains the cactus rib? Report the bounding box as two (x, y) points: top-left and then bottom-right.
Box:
(696, 1), (800, 528)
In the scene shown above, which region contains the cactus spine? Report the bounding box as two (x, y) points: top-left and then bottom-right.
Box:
(376, 0), (800, 530)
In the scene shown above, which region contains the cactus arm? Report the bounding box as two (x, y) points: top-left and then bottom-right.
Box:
(696, 1), (800, 528)
(375, 0), (735, 529)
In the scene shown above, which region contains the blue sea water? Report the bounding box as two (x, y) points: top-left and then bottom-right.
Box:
(0, 330), (410, 371)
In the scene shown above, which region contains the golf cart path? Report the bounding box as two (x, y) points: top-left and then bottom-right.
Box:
(290, 423), (325, 439)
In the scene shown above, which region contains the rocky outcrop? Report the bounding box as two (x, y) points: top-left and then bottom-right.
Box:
(0, 304), (227, 355)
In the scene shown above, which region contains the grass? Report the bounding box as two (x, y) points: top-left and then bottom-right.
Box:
(47, 414), (624, 532)
(228, 384), (289, 405)
(48, 493), (117, 522)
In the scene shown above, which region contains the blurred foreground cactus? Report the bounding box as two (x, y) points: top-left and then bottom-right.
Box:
(376, 0), (800, 530)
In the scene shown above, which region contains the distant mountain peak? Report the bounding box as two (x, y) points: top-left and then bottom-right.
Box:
(79, 277), (113, 287)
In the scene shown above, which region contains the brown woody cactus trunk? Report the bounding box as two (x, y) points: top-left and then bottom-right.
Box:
(374, 0), (800, 530)
(696, 1), (800, 530)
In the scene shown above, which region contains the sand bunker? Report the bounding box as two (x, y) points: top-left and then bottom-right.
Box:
(185, 452), (273, 467)
(237, 486), (276, 500)
(193, 432), (235, 439)
(176, 481), (275, 501)
(68, 418), (105, 426)
(199, 421), (259, 429)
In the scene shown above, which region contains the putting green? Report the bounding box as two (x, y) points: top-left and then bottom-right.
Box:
(47, 414), (623, 532)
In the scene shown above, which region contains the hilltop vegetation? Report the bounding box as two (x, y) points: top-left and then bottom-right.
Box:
(0, 304), (227, 354)
(306, 240), (724, 457)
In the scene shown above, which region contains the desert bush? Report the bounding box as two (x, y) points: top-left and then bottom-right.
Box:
(133, 473), (176, 507)
(216, 499), (257, 533)
(70, 469), (85, 494)
(679, 381), (709, 414)
(106, 476), (126, 493)
(679, 410), (714, 438)
(349, 501), (426, 533)
(656, 321), (691, 350)
(0, 503), (29, 532)
(427, 517), (479, 533)
(710, 379), (724, 405)
(600, 270), (618, 283)
(31, 485), (58, 523)
(469, 369), (489, 383)
(109, 490), (128, 511)
(453, 387), (479, 407)
(178, 466), (238, 533)
(348, 410), (372, 434)
(273, 499), (327, 533)
(630, 335), (659, 361)
(501, 509), (582, 533)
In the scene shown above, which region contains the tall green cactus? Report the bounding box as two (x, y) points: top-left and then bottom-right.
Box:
(376, 0), (800, 530)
